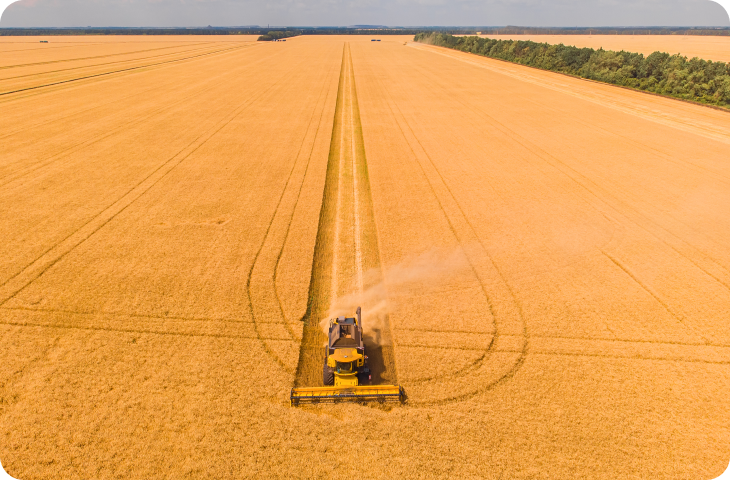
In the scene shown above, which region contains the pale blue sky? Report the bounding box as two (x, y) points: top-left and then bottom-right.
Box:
(1, 0), (728, 28)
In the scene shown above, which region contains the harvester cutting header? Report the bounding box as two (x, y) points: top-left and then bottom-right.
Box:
(291, 307), (405, 406)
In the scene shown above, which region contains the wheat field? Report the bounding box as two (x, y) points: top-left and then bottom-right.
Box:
(1, 34), (729, 479)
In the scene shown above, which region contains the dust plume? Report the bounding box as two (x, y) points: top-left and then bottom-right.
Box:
(321, 248), (466, 344)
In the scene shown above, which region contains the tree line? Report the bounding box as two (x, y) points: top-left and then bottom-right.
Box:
(476, 27), (730, 36)
(0, 28), (260, 36)
(0, 27), (430, 37)
(414, 32), (730, 108)
(257, 30), (300, 41)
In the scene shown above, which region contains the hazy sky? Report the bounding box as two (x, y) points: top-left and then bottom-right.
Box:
(1, 0), (729, 28)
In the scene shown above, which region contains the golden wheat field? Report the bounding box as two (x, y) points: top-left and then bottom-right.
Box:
(1, 34), (729, 479)
(476, 34), (730, 62)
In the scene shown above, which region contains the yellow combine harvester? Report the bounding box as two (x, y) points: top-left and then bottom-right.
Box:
(291, 307), (405, 406)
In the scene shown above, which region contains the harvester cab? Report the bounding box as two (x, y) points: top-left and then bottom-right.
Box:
(323, 307), (370, 387)
(290, 306), (405, 406)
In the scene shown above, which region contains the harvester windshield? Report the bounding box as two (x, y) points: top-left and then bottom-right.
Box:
(336, 362), (354, 373)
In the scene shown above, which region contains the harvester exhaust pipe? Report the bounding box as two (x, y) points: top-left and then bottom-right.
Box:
(356, 306), (361, 324)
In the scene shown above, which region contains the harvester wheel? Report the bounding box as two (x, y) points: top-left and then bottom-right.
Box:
(323, 364), (334, 386)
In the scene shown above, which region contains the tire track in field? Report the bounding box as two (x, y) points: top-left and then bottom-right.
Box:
(0, 42), (107, 54)
(540, 102), (730, 275)
(0, 91), (210, 189)
(0, 79), (175, 142)
(526, 94), (730, 187)
(0, 305), (251, 323)
(0, 319), (285, 342)
(511, 94), (730, 291)
(389, 103), (528, 400)
(270, 48), (338, 335)
(0, 43), (255, 97)
(350, 50), (365, 295)
(470, 106), (730, 342)
(360, 67), (489, 384)
(0, 65), (296, 308)
(0, 43), (219, 82)
(367, 47), (526, 405)
(407, 56), (726, 346)
(397, 345), (730, 365)
(0, 41), (212, 70)
(409, 43), (730, 146)
(247, 47), (338, 375)
(2, 321), (727, 365)
(404, 45), (729, 364)
(0, 44), (282, 190)
(4, 311), (728, 365)
(0, 44), (251, 139)
(602, 251), (711, 344)
(6, 303), (728, 351)
(0, 42), (249, 107)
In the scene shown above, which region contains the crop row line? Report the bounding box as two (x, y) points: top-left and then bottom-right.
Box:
(398, 346), (730, 367)
(14, 304), (724, 351)
(512, 82), (730, 292)
(0, 43), (281, 191)
(602, 251), (710, 343)
(0, 41), (213, 70)
(0, 42), (255, 98)
(270, 46), (341, 334)
(0, 319), (296, 342)
(501, 90), (730, 294)
(0, 43), (223, 83)
(0, 305), (258, 324)
(0, 54), (299, 310)
(408, 47), (726, 346)
(370, 46), (527, 402)
(247, 43), (339, 375)
(409, 43), (730, 145)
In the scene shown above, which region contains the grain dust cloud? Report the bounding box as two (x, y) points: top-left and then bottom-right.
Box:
(323, 248), (467, 344)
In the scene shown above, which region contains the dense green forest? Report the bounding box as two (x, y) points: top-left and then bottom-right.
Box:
(257, 30), (296, 41)
(414, 32), (730, 108)
(475, 27), (730, 36)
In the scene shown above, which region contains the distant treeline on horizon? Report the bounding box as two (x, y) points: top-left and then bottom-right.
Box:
(414, 32), (730, 108)
(1, 26), (730, 36)
(474, 26), (730, 36)
(0, 27), (422, 36)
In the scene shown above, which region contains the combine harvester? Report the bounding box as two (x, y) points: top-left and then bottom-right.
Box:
(291, 307), (405, 406)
